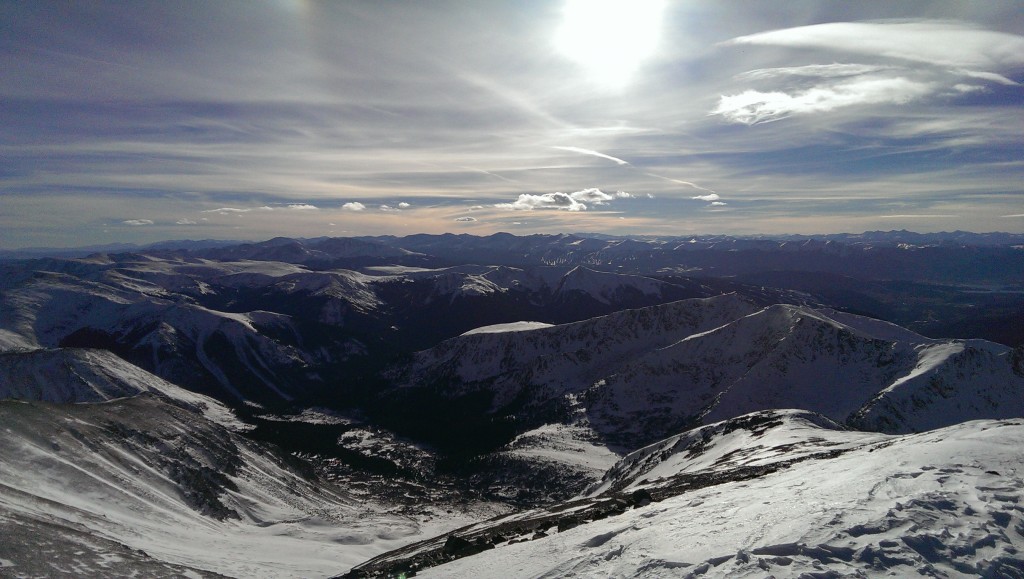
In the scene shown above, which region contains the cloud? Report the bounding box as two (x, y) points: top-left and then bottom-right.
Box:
(570, 188), (616, 205)
(713, 77), (935, 125)
(380, 204), (397, 212)
(716, 21), (1024, 125)
(201, 206), (274, 215)
(286, 203), (319, 211)
(553, 146), (629, 165)
(951, 84), (986, 94)
(497, 192), (588, 211)
(398, 202), (411, 209)
(727, 21), (1024, 69)
(341, 202), (366, 211)
(123, 219), (154, 226)
(958, 70), (1018, 86)
(176, 218), (197, 225)
(692, 193), (721, 202)
(469, 205), (486, 210)
(454, 216), (477, 222)
(493, 188), (648, 212)
(738, 64), (894, 81)
(710, 201), (727, 206)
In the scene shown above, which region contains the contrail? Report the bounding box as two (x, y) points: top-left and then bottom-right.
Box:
(643, 172), (717, 194)
(554, 145), (717, 195)
(553, 146), (630, 166)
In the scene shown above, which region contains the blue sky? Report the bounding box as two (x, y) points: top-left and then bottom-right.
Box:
(2, 0), (1023, 248)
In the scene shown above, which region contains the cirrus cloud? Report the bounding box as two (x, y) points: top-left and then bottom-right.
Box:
(715, 20), (1024, 125)
(727, 21), (1024, 69)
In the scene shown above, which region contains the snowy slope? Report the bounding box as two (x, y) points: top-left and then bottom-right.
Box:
(352, 411), (1024, 578)
(462, 322), (554, 335)
(0, 347), (244, 428)
(553, 265), (674, 305)
(0, 395), (480, 578)
(404, 297), (1024, 446)
(404, 293), (761, 403)
(0, 264), (342, 403)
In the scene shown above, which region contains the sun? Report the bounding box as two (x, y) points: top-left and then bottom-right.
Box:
(555, 0), (666, 88)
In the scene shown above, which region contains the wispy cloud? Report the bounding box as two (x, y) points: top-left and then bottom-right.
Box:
(454, 216), (477, 222)
(716, 20), (1024, 125)
(737, 64), (895, 81)
(176, 218), (197, 225)
(553, 146), (630, 165)
(122, 219), (154, 226)
(727, 21), (1024, 69)
(201, 206), (274, 215)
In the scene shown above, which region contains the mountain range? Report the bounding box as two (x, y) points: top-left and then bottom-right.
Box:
(0, 231), (1022, 577)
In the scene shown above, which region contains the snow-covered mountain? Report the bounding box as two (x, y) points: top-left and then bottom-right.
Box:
(0, 257), (382, 405)
(0, 390), (488, 578)
(2, 232), (1023, 577)
(0, 347), (243, 427)
(401, 296), (1024, 449)
(348, 410), (1024, 578)
(0, 251), (735, 406)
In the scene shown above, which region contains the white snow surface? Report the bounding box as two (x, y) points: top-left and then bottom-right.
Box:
(504, 423), (621, 476)
(415, 412), (1024, 578)
(462, 321), (554, 336)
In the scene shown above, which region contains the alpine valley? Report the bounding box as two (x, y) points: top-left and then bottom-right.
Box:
(1, 231), (1023, 578)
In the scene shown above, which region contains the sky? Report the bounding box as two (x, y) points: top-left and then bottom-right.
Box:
(2, 0), (1023, 248)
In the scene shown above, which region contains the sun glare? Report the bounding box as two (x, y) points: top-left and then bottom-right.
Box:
(555, 0), (666, 88)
